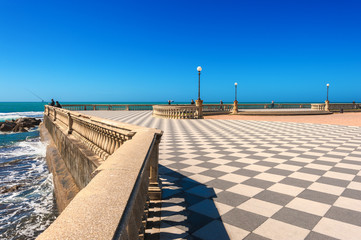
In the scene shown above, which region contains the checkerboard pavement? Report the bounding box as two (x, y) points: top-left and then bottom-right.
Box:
(83, 111), (361, 240)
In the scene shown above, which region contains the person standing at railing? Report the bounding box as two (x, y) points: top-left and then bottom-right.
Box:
(191, 99), (195, 105)
(55, 101), (62, 108)
(49, 99), (55, 106)
(220, 100), (224, 111)
(271, 100), (275, 109)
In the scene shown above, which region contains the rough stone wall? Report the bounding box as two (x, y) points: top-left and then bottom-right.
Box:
(43, 115), (102, 191)
(40, 123), (80, 212)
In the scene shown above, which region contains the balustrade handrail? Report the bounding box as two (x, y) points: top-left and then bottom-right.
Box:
(45, 105), (136, 159)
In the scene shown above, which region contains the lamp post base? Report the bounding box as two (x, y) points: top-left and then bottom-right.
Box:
(325, 100), (330, 111)
(232, 100), (238, 114)
(196, 99), (203, 119)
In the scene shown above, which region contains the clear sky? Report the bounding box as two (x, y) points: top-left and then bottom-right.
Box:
(0, 0), (360, 103)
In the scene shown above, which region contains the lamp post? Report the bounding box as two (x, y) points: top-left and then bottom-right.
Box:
(326, 83), (330, 101)
(235, 82), (238, 101)
(233, 82), (238, 114)
(197, 66), (202, 100)
(195, 66), (203, 118)
(325, 83), (330, 111)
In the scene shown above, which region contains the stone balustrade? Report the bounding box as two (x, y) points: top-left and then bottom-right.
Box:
(62, 104), (154, 111)
(46, 106), (135, 160)
(153, 105), (200, 119)
(311, 103), (326, 110)
(311, 103), (360, 111)
(40, 106), (162, 239)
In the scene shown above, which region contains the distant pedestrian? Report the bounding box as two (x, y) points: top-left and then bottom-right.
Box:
(353, 101), (356, 109)
(220, 100), (224, 111)
(55, 101), (62, 108)
(191, 99), (195, 105)
(271, 100), (275, 109)
(168, 100), (171, 105)
(49, 99), (55, 106)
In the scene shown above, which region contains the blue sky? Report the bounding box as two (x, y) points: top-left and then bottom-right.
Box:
(0, 0), (360, 103)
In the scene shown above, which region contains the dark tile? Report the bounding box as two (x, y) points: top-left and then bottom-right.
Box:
(286, 161), (309, 166)
(354, 176), (361, 182)
(205, 179), (237, 190)
(249, 155), (268, 160)
(221, 155), (240, 160)
(305, 231), (339, 240)
(196, 162), (221, 169)
(200, 170), (227, 178)
(298, 189), (338, 205)
(167, 162), (193, 170)
(192, 220), (230, 240)
(225, 162), (248, 168)
(280, 177), (313, 188)
(299, 167), (326, 176)
(266, 168), (293, 176)
(232, 169), (260, 177)
(255, 161), (278, 167)
(188, 199), (222, 219)
(316, 177), (350, 188)
(244, 233), (271, 240)
(330, 167), (358, 175)
(297, 154), (320, 160)
(181, 179), (201, 190)
(272, 207), (321, 229)
(193, 156), (213, 161)
(221, 209), (267, 231)
(187, 211), (215, 234)
(325, 206), (361, 227)
(313, 160), (336, 166)
(341, 189), (361, 200)
(184, 192), (207, 207)
(214, 191), (249, 207)
(272, 155), (293, 160)
(342, 159), (361, 166)
(186, 185), (217, 199)
(242, 178), (274, 189)
(254, 190), (293, 205)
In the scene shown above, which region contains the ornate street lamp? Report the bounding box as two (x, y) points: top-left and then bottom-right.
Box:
(235, 82), (238, 101)
(326, 83), (330, 101)
(197, 66), (202, 100)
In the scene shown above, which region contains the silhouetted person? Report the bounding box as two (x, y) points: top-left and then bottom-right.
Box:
(49, 99), (55, 106)
(271, 100), (275, 109)
(220, 100), (224, 110)
(191, 99), (195, 105)
(55, 101), (62, 108)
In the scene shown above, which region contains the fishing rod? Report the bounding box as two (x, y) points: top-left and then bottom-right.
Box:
(26, 89), (45, 102)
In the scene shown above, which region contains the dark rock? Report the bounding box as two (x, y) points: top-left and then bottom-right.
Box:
(0, 184), (23, 194)
(0, 122), (16, 132)
(0, 117), (41, 132)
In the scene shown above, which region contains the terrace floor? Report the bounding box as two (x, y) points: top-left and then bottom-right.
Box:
(83, 111), (361, 240)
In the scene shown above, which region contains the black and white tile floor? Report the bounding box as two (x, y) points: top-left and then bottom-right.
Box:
(83, 111), (361, 240)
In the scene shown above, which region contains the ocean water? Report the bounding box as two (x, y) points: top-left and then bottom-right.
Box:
(0, 103), (55, 239)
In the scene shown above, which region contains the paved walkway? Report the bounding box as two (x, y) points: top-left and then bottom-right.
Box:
(83, 111), (361, 240)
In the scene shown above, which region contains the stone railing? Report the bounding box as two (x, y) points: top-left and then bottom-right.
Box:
(311, 103), (360, 111)
(62, 104), (154, 111)
(203, 104), (233, 112)
(46, 106), (134, 160)
(311, 103), (326, 110)
(39, 106), (162, 239)
(153, 105), (200, 119)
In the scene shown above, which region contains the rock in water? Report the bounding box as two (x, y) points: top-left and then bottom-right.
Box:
(0, 117), (41, 132)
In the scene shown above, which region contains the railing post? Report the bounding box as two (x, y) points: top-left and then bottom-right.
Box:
(53, 108), (57, 121)
(67, 112), (73, 134)
(196, 100), (203, 119)
(232, 100), (238, 114)
(148, 133), (162, 200)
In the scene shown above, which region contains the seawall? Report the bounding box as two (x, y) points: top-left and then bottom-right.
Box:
(37, 106), (162, 239)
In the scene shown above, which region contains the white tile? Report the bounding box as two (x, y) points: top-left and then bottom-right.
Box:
(254, 173), (285, 182)
(313, 218), (361, 240)
(181, 166), (208, 174)
(289, 172), (320, 182)
(218, 173), (250, 183)
(268, 183), (304, 196)
(323, 171), (355, 181)
(243, 164), (271, 172)
(227, 184), (263, 197)
(308, 182), (344, 195)
(237, 198), (282, 217)
(254, 219), (310, 240)
(213, 165), (240, 173)
(286, 197), (331, 216)
(334, 197), (361, 212)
